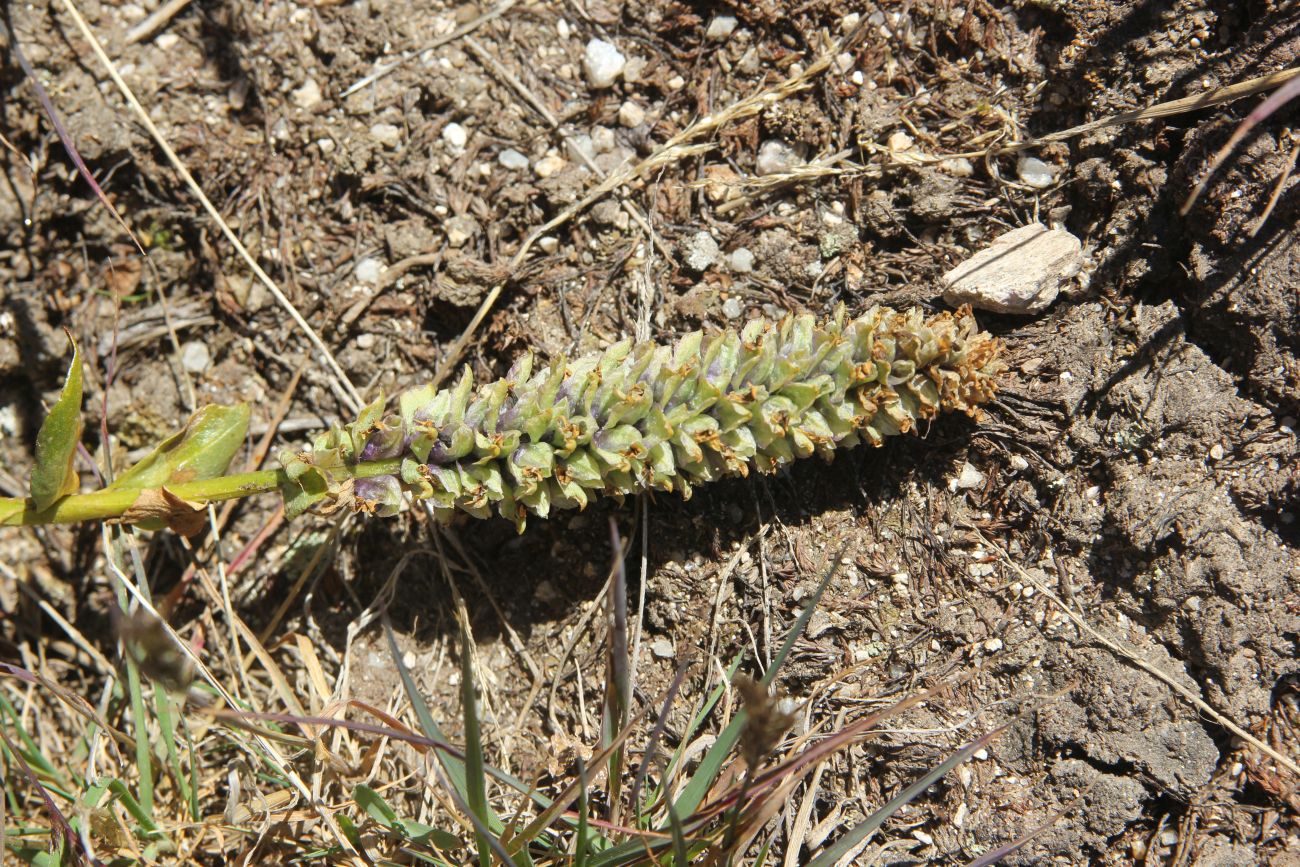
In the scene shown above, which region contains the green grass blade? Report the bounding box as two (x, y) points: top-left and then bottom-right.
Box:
(666, 796), (688, 867)
(383, 616), (468, 797)
(672, 553), (840, 821)
(805, 726), (1006, 867)
(762, 546), (842, 688)
(458, 610), (494, 866)
(153, 690), (195, 820)
(102, 778), (165, 840)
(573, 756), (590, 867)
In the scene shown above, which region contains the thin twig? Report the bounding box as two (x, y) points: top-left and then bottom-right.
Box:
(124, 0), (194, 45)
(58, 0), (364, 412)
(340, 0), (519, 98)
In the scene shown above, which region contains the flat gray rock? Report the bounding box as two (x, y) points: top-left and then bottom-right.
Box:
(942, 223), (1082, 315)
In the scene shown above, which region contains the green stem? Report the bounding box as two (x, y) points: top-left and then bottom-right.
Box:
(0, 459), (402, 527)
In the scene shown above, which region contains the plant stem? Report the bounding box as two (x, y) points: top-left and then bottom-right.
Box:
(0, 459), (402, 527)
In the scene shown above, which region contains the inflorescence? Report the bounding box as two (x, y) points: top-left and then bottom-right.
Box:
(279, 306), (1003, 531)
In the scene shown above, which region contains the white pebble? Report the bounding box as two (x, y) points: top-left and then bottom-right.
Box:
(442, 122), (469, 151)
(369, 123), (401, 148)
(1017, 156), (1056, 189)
(534, 155), (568, 178)
(290, 78), (322, 110)
(983, 638), (1004, 652)
(590, 126), (617, 153)
(584, 38), (626, 89)
(706, 15), (738, 40)
(538, 236), (559, 254)
(942, 223), (1083, 315)
(444, 215), (479, 248)
(650, 638), (676, 659)
(1009, 454), (1030, 472)
(939, 157), (975, 177)
(952, 461), (986, 491)
(835, 52), (855, 73)
(887, 131), (914, 152)
(497, 148), (530, 170)
(840, 12), (861, 31)
(180, 341), (210, 375)
(556, 18), (570, 39)
(756, 139), (800, 176)
(722, 296), (744, 319)
(683, 231), (720, 272)
(729, 247), (755, 273)
(354, 257), (385, 285)
(618, 101), (646, 128)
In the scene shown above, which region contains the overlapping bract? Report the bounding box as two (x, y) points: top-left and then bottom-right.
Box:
(279, 306), (1003, 531)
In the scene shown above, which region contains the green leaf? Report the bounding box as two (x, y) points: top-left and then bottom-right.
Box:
(354, 784), (399, 828)
(108, 404), (250, 490)
(30, 333), (83, 511)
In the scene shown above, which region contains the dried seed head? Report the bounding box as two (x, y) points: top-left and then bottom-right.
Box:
(278, 305), (1004, 528)
(734, 673), (797, 768)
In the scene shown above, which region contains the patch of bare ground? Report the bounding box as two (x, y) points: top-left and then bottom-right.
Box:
(1, 0), (1297, 863)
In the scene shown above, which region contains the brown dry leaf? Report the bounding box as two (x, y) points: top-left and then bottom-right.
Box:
(121, 487), (208, 536)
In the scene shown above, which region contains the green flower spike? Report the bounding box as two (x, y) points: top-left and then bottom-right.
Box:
(278, 305), (1004, 532)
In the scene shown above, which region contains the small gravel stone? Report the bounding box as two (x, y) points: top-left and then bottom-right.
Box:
(534, 154), (568, 178)
(942, 223), (1083, 315)
(537, 236), (559, 254)
(834, 51), (855, 73)
(290, 78), (322, 110)
(650, 638), (675, 659)
(952, 461), (986, 491)
(706, 15), (738, 40)
(565, 133), (596, 165)
(442, 122), (469, 151)
(444, 215), (480, 248)
(729, 247), (755, 273)
(887, 131), (914, 152)
(369, 123), (401, 148)
(1017, 156), (1057, 188)
(683, 231), (720, 272)
(497, 148), (529, 170)
(584, 38), (626, 88)
(590, 126), (616, 153)
(983, 638), (1004, 653)
(354, 257), (385, 285)
(755, 139), (800, 176)
(618, 101), (646, 128)
(722, 296), (745, 319)
(180, 341), (211, 374)
(939, 157), (975, 177)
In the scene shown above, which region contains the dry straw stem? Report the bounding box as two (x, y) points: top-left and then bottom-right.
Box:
(57, 0), (364, 412)
(976, 529), (1300, 779)
(928, 63), (1300, 166)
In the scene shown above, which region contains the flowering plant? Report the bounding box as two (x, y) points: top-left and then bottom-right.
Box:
(0, 305), (1001, 532)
